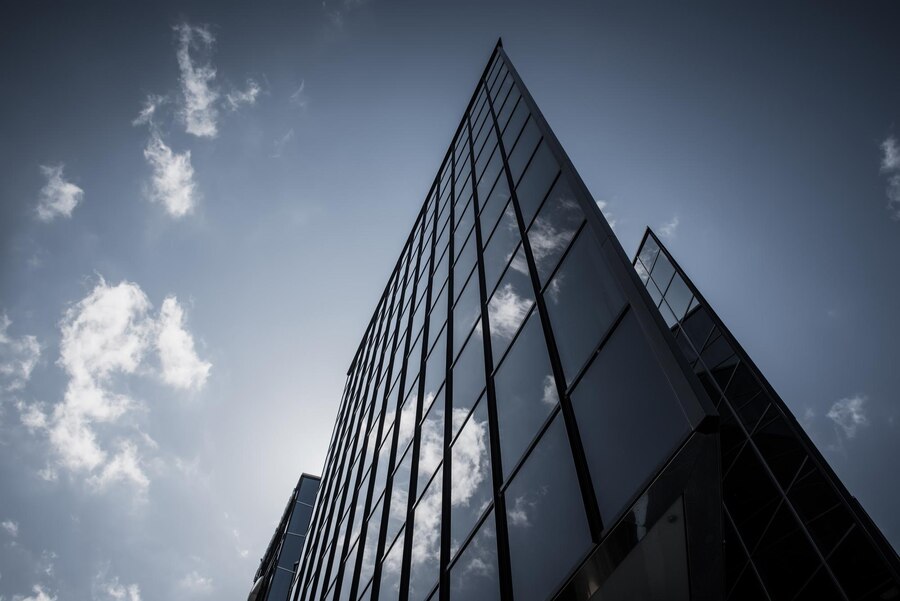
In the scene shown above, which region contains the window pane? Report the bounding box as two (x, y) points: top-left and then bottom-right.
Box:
(515, 142), (560, 229)
(449, 511), (500, 601)
(506, 413), (592, 601)
(544, 228), (626, 383)
(528, 176), (584, 285)
(482, 201), (521, 297)
(452, 271), (481, 360)
(450, 398), (492, 558)
(422, 330), (446, 403)
(479, 173), (512, 241)
(451, 331), (485, 424)
(454, 229), (477, 291)
(409, 469), (443, 601)
(417, 389), (444, 494)
(386, 445), (413, 546)
(570, 311), (691, 524)
(507, 118), (541, 183)
(493, 312), (558, 478)
(486, 247), (535, 364)
(455, 197), (475, 256)
(378, 526), (405, 601)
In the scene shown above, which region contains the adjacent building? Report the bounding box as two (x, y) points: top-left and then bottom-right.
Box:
(276, 41), (898, 600)
(250, 474), (320, 601)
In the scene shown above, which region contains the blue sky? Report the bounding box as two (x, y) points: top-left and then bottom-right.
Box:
(1, 1), (899, 599)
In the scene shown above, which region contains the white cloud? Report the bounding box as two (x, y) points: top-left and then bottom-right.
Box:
(486, 284), (532, 341)
(225, 79), (261, 111)
(157, 297), (211, 390)
(289, 81), (308, 109)
(17, 585), (56, 601)
(93, 567), (142, 601)
(87, 441), (149, 494)
(541, 374), (558, 407)
(659, 216), (679, 240)
(174, 23), (219, 138)
(596, 200), (616, 229)
(143, 131), (198, 218)
(827, 394), (868, 439)
(178, 570), (213, 595)
(23, 278), (211, 493)
(880, 137), (900, 219)
(1, 520), (18, 537)
(0, 314), (40, 392)
(36, 164), (83, 222)
(132, 94), (168, 127)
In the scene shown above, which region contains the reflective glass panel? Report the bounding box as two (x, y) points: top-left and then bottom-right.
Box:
(571, 311), (691, 524)
(493, 312), (558, 478)
(378, 527), (405, 601)
(482, 202), (521, 297)
(451, 331), (485, 426)
(486, 246), (535, 364)
(408, 469), (443, 601)
(452, 271), (481, 360)
(544, 228), (626, 383)
(527, 176), (584, 285)
(450, 398), (493, 558)
(417, 389), (444, 493)
(449, 511), (500, 601)
(506, 413), (592, 601)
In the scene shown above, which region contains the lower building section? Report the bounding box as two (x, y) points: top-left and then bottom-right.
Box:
(250, 474), (320, 601)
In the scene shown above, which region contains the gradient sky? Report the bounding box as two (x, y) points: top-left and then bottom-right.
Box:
(1, 1), (899, 599)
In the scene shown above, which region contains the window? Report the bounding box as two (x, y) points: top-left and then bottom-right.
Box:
(486, 247), (535, 364)
(378, 526), (405, 601)
(515, 142), (559, 228)
(570, 310), (691, 525)
(493, 311), (558, 478)
(482, 202), (521, 298)
(452, 271), (481, 360)
(450, 398), (492, 557)
(506, 413), (592, 601)
(417, 389), (444, 494)
(449, 511), (500, 601)
(544, 228), (626, 383)
(408, 469), (443, 601)
(527, 176), (584, 285)
(451, 331), (485, 424)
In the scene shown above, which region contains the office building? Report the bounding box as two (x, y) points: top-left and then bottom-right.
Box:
(284, 41), (899, 600)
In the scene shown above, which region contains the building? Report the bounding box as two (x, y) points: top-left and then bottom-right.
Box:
(250, 474), (320, 601)
(286, 40), (900, 600)
(635, 229), (900, 599)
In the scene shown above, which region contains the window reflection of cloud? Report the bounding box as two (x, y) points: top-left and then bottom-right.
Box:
(417, 394), (442, 481)
(528, 215), (573, 275)
(488, 284), (532, 341)
(410, 476), (442, 570)
(507, 485), (549, 529)
(450, 408), (489, 510)
(540, 374), (558, 407)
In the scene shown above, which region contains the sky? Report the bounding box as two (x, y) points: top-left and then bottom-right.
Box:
(1, 0), (899, 599)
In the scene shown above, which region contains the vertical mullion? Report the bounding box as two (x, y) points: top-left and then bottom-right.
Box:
(465, 108), (514, 600)
(439, 157), (455, 601)
(481, 63), (604, 542)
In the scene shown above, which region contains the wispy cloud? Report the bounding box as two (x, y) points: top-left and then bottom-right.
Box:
(289, 80), (308, 109)
(1, 519), (18, 537)
(132, 94), (168, 127)
(225, 79), (261, 111)
(178, 570), (214, 595)
(17, 585), (57, 601)
(93, 567), (142, 601)
(596, 200), (616, 229)
(36, 164), (83, 222)
(880, 136), (900, 219)
(324, 0), (368, 28)
(18, 278), (211, 494)
(143, 131), (198, 218)
(659, 216), (679, 240)
(0, 313), (40, 392)
(827, 394), (868, 439)
(174, 23), (219, 138)
(271, 128), (295, 158)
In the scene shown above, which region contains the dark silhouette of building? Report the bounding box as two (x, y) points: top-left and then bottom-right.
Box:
(249, 474), (320, 601)
(278, 41), (899, 600)
(634, 229), (900, 599)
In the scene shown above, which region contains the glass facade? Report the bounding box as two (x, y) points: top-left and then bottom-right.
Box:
(635, 230), (900, 600)
(250, 474), (321, 601)
(275, 40), (898, 601)
(287, 41), (721, 601)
